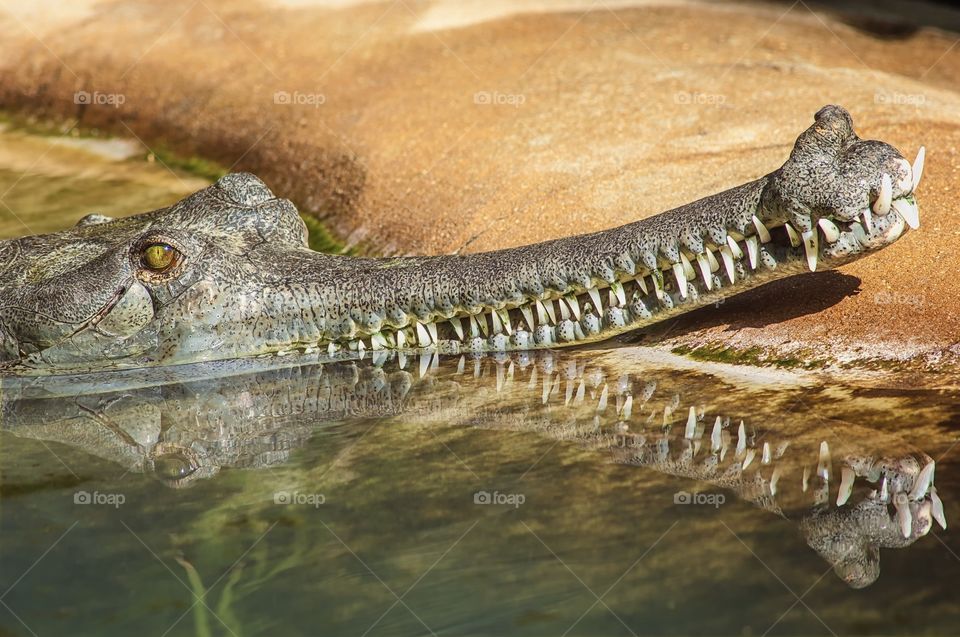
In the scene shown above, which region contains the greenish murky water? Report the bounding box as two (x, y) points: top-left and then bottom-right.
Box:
(1, 127), (958, 637)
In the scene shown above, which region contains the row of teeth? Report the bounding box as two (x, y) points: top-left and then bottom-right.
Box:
(287, 148), (923, 356)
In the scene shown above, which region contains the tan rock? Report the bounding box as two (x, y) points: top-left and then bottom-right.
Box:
(1, 0), (958, 367)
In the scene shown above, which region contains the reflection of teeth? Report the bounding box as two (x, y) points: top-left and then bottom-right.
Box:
(711, 416), (722, 452)
(817, 441), (831, 480)
(753, 215), (771, 243)
(802, 466), (810, 492)
(742, 448), (756, 470)
(770, 465), (782, 496)
(912, 146), (925, 191)
(736, 421), (746, 456)
(837, 466), (855, 506)
(817, 218), (841, 243)
(874, 173), (892, 215)
(931, 487), (947, 530)
(910, 460), (935, 500)
(684, 406), (697, 439)
(895, 492), (912, 538)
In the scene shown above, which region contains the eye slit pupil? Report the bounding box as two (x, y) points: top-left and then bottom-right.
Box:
(142, 243), (178, 271)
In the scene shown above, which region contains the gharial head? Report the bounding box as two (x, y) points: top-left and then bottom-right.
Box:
(0, 174), (319, 372)
(0, 105), (926, 374)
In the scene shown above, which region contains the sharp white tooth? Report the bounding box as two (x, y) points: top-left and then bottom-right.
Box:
(468, 314), (481, 338)
(587, 287), (603, 313)
(497, 309), (512, 335)
(449, 318), (465, 340)
(521, 306), (535, 331)
(426, 321), (439, 344)
(635, 274), (649, 295)
(621, 395), (633, 420)
(597, 384), (609, 412)
(704, 248), (720, 272)
(696, 254), (713, 290)
(611, 280), (627, 306)
(679, 252), (696, 279)
(761, 442), (771, 465)
(710, 416), (722, 452)
(684, 406), (696, 439)
(559, 299), (571, 321)
(892, 198), (920, 230)
(910, 460), (935, 500)
(328, 341), (337, 355)
(817, 218), (841, 243)
(931, 487), (947, 530)
(736, 421), (746, 456)
(491, 309), (503, 334)
(837, 467), (855, 506)
(357, 339), (366, 355)
(651, 270), (665, 300)
(396, 330), (407, 348)
(672, 262), (688, 299)
(874, 173), (892, 215)
(726, 236), (744, 259)
(478, 313), (490, 336)
(564, 295), (581, 320)
(801, 229), (818, 272)
(745, 236), (758, 270)
(785, 223), (801, 247)
(752, 215), (772, 243)
(879, 475), (889, 502)
(370, 332), (387, 350)
(912, 146), (925, 191)
(719, 246), (736, 284)
(742, 449), (756, 470)
(544, 299), (557, 324)
(415, 322), (432, 346)
(862, 207), (873, 233)
(895, 492), (912, 538)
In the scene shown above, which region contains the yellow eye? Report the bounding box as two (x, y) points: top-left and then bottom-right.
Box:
(141, 243), (179, 272)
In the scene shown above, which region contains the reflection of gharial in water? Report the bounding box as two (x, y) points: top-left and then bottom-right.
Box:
(0, 106), (925, 372)
(1, 350), (946, 588)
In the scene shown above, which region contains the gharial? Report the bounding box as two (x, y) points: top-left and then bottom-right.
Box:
(0, 105), (925, 374)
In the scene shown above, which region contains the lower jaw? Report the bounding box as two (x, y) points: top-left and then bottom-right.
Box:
(308, 213), (907, 358)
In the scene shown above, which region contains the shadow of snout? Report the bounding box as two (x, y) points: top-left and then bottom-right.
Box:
(629, 270), (861, 342)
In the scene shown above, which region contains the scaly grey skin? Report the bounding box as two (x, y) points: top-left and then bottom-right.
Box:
(1, 350), (945, 588)
(0, 106), (925, 374)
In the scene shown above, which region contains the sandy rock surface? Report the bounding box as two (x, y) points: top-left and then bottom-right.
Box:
(1, 0), (958, 368)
